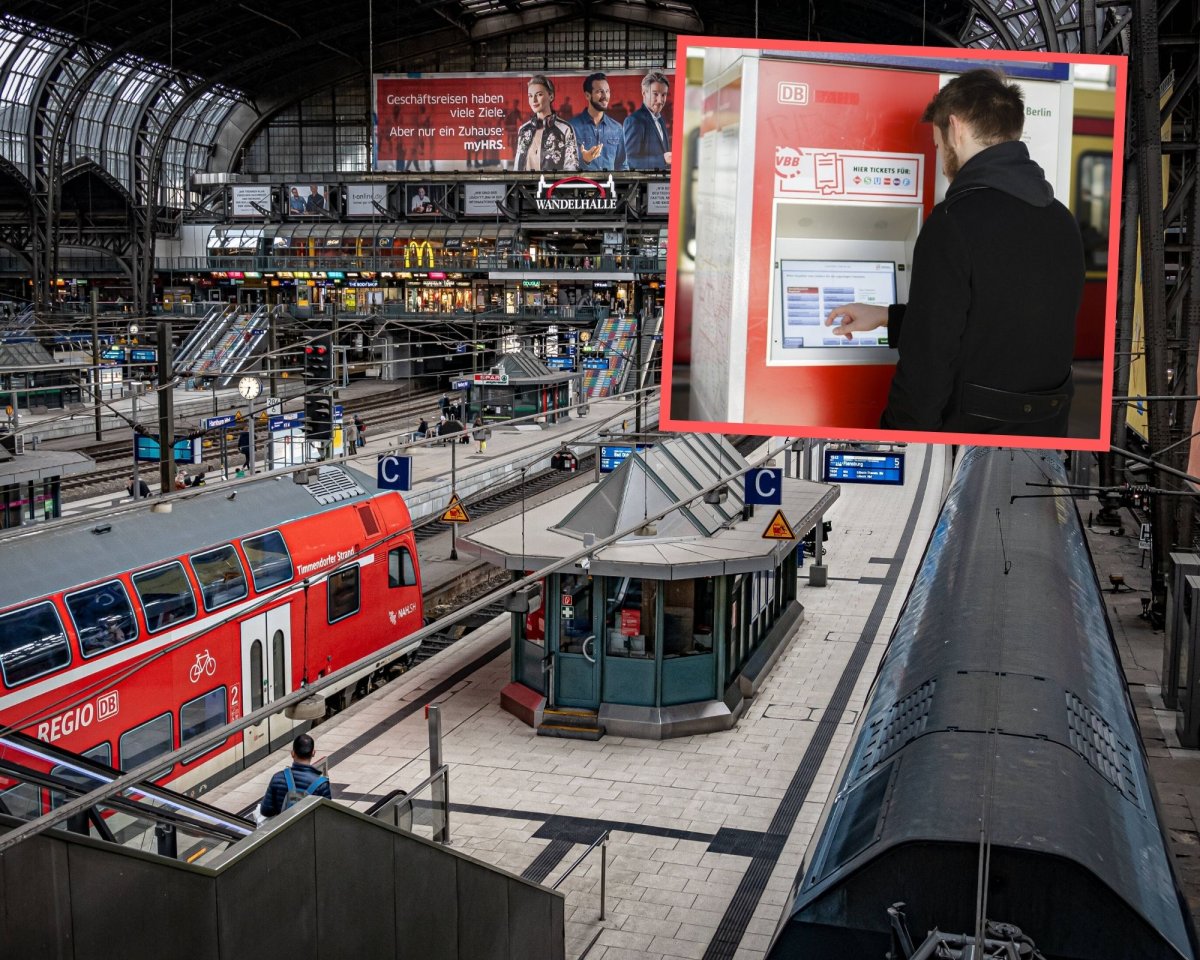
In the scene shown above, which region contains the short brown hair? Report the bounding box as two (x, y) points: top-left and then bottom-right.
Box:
(921, 69), (1024, 145)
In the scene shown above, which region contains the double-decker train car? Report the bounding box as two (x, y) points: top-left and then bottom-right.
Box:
(767, 447), (1196, 960)
(0, 465), (423, 803)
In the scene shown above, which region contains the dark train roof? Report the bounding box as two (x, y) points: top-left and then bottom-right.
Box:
(774, 448), (1196, 960)
(0, 466), (383, 611)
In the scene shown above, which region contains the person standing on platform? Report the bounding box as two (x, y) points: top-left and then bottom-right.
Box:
(259, 733), (331, 819)
(824, 69), (1084, 437)
(569, 73), (628, 171)
(472, 415), (488, 453)
(354, 413), (366, 446)
(344, 417), (358, 454)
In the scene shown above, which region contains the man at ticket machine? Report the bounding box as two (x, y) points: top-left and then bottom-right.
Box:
(825, 69), (1084, 437)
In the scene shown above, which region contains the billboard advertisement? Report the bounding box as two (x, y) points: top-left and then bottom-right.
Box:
(231, 185), (272, 217)
(405, 183), (451, 217)
(286, 183), (332, 216)
(345, 183), (389, 216)
(464, 182), (509, 216)
(373, 70), (673, 173)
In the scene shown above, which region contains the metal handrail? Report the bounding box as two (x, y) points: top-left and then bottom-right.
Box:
(369, 764), (450, 843)
(551, 828), (609, 920)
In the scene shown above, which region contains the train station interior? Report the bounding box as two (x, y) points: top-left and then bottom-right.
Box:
(2, 2), (1200, 959)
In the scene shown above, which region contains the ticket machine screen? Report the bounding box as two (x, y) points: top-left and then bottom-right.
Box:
(778, 259), (897, 349)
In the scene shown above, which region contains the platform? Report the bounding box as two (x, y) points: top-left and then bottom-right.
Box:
(206, 443), (954, 959)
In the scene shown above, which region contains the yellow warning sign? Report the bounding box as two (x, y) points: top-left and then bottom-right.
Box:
(440, 493), (470, 524)
(762, 509), (796, 540)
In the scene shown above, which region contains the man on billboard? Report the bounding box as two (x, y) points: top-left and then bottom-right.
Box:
(305, 185), (326, 213)
(824, 70), (1084, 436)
(288, 186), (306, 215)
(624, 71), (672, 170)
(411, 186), (433, 213)
(514, 75), (579, 172)
(569, 73), (628, 172)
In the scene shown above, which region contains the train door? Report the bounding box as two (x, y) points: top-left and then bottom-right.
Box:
(239, 604), (293, 767)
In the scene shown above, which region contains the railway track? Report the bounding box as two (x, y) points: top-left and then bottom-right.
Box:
(62, 385), (444, 497)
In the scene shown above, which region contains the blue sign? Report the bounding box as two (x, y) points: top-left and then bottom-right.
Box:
(456, 342), (467, 353)
(102, 348), (125, 361)
(269, 411), (304, 431)
(582, 358), (609, 370)
(546, 357), (575, 371)
(377, 454), (412, 491)
(745, 467), (783, 505)
(204, 414), (238, 430)
(823, 450), (905, 485)
(249, 328), (267, 336)
(130, 349), (156, 363)
(599, 444), (648, 473)
(451, 379), (472, 391)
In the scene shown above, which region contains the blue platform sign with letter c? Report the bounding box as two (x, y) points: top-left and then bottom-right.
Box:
(378, 455), (412, 491)
(745, 467), (783, 505)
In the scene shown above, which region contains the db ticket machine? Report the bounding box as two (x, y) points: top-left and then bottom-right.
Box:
(683, 49), (1072, 434)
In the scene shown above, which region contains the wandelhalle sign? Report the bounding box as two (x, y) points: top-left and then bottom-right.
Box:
(531, 175), (619, 214)
(372, 70), (671, 173)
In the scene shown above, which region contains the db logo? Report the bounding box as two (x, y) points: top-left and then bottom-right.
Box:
(778, 82), (810, 105)
(775, 146), (804, 178)
(97, 690), (119, 720)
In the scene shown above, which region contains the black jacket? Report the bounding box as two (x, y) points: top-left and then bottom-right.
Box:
(882, 140), (1084, 436)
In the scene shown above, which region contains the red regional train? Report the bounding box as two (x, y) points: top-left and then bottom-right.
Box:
(0, 465), (424, 806)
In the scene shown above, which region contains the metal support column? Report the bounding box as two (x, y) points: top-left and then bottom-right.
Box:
(157, 321), (176, 496)
(91, 291), (102, 441)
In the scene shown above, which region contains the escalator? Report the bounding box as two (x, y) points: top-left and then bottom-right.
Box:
(0, 731), (252, 865)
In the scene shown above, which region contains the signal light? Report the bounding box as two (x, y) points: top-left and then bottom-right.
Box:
(305, 392), (334, 441)
(304, 335), (334, 383)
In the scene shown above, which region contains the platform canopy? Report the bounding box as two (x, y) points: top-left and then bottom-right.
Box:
(465, 432), (838, 579)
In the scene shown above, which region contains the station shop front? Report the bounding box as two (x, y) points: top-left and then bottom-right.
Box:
(464, 434), (839, 738)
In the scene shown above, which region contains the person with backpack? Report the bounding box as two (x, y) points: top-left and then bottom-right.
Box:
(258, 733), (331, 818)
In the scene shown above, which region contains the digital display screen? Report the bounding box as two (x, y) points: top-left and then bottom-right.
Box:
(823, 450), (905, 485)
(600, 444), (649, 473)
(778, 260), (896, 349)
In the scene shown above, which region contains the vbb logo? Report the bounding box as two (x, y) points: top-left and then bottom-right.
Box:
(778, 82), (809, 105)
(775, 146), (804, 179)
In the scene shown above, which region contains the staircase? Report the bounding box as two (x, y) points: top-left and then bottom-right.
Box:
(537, 707), (605, 740)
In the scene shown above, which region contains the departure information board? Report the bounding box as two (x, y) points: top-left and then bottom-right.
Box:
(822, 450), (905, 485)
(600, 444), (649, 473)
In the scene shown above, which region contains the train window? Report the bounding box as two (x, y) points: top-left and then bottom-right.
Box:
(249, 640), (264, 711)
(272, 630), (286, 700)
(328, 565), (360, 623)
(242, 531), (294, 592)
(0, 601), (71, 687)
(66, 581), (139, 657)
(180, 688), (228, 762)
(132, 562), (197, 633)
(388, 546), (418, 587)
(119, 713), (173, 771)
(190, 545), (249, 611)
(1075, 151), (1112, 271)
(49, 743), (113, 809)
(816, 760), (895, 880)
(0, 781), (40, 819)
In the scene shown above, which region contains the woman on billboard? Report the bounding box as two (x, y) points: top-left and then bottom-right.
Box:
(514, 75), (579, 172)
